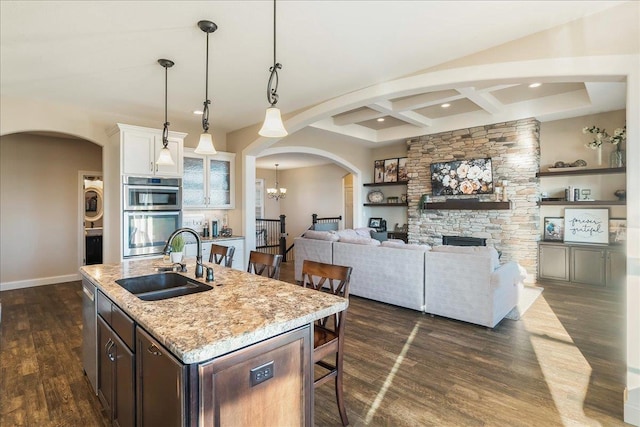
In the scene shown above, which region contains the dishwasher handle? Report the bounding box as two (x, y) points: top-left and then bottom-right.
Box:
(82, 285), (95, 302)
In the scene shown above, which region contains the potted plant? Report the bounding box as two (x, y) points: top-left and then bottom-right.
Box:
(170, 234), (185, 263)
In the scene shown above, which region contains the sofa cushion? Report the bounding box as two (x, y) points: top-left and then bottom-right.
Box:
(338, 236), (381, 246)
(381, 241), (431, 251)
(431, 245), (500, 269)
(302, 230), (339, 241)
(336, 229), (358, 239)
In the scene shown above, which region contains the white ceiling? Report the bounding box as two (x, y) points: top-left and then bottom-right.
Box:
(1, 1), (627, 161)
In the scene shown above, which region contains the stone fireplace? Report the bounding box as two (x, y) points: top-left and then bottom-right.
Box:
(406, 118), (540, 275)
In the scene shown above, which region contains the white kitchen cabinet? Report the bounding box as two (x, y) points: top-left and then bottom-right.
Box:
(183, 149), (235, 209)
(120, 124), (184, 178)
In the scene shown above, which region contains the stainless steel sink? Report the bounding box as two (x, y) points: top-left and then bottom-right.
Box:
(115, 273), (212, 301)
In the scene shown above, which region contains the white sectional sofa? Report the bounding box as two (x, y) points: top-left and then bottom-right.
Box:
(425, 246), (523, 328)
(294, 231), (524, 328)
(332, 241), (426, 311)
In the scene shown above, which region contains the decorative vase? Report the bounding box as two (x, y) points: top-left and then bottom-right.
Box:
(610, 148), (625, 168)
(170, 252), (183, 263)
(596, 145), (602, 165)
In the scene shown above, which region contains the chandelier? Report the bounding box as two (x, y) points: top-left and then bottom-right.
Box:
(267, 163), (287, 201)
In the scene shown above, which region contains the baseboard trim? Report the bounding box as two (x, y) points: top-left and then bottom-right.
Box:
(626, 386), (640, 426)
(0, 273), (81, 291)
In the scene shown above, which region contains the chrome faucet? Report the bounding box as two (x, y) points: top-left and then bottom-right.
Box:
(163, 228), (206, 279)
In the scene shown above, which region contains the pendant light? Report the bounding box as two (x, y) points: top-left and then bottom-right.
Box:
(259, 0), (288, 138)
(266, 163), (287, 200)
(156, 58), (175, 166)
(195, 20), (218, 155)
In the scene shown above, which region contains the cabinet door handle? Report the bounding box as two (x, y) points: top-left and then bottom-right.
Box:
(147, 343), (162, 356)
(106, 340), (116, 362)
(150, 161), (154, 172)
(104, 338), (113, 352)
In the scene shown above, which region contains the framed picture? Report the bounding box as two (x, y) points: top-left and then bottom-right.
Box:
(430, 157), (493, 196)
(543, 217), (564, 241)
(368, 217), (383, 228)
(609, 218), (627, 243)
(397, 157), (408, 182)
(383, 158), (398, 183)
(564, 208), (609, 244)
(374, 160), (385, 183)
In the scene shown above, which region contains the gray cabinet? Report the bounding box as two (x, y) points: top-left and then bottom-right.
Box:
(571, 246), (606, 286)
(136, 327), (187, 427)
(97, 291), (136, 427)
(538, 242), (625, 287)
(539, 243), (570, 281)
(98, 316), (135, 427)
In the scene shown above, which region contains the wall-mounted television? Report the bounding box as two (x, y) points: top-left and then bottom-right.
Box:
(430, 158), (493, 196)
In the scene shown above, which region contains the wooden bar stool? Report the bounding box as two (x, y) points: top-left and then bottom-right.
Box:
(246, 251), (283, 279)
(209, 244), (235, 268)
(301, 259), (352, 426)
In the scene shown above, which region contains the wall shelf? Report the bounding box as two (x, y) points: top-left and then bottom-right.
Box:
(363, 181), (408, 187)
(538, 200), (625, 206)
(364, 203), (408, 207)
(422, 201), (511, 210)
(536, 166), (625, 177)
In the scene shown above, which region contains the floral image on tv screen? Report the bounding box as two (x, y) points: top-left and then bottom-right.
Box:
(430, 158), (493, 196)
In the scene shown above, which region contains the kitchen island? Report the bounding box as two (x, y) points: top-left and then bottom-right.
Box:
(80, 257), (347, 427)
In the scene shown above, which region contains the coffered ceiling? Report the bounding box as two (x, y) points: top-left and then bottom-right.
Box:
(309, 81), (626, 144)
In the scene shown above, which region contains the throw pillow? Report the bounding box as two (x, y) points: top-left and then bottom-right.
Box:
(336, 229), (358, 240)
(355, 227), (376, 237)
(338, 236), (381, 246)
(303, 230), (339, 241)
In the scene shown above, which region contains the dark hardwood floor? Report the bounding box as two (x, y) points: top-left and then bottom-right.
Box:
(0, 260), (628, 426)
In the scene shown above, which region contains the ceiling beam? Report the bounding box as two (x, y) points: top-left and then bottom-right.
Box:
(456, 87), (504, 114)
(368, 101), (433, 128)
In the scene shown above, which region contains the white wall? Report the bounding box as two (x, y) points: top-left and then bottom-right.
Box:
(256, 168), (281, 220)
(0, 133), (102, 289)
(278, 164), (348, 248)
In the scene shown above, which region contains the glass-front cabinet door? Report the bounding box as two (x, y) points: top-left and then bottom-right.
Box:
(183, 153), (207, 208)
(183, 149), (235, 209)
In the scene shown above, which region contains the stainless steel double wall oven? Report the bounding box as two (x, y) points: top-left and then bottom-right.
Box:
(122, 176), (182, 258)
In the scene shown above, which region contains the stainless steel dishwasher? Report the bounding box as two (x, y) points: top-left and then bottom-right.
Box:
(82, 278), (98, 394)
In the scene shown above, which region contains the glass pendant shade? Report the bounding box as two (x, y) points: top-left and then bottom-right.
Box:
(156, 146), (175, 165)
(259, 107), (288, 138)
(195, 132), (217, 155)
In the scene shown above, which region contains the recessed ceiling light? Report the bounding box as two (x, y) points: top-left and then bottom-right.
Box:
(193, 110), (204, 115)
(528, 83), (542, 88)
(376, 118), (385, 122)
(441, 103), (451, 108)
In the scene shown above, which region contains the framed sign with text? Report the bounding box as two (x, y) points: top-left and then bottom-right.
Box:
(563, 208), (609, 244)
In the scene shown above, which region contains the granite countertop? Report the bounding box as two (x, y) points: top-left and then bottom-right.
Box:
(80, 258), (347, 364)
(200, 235), (244, 242)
